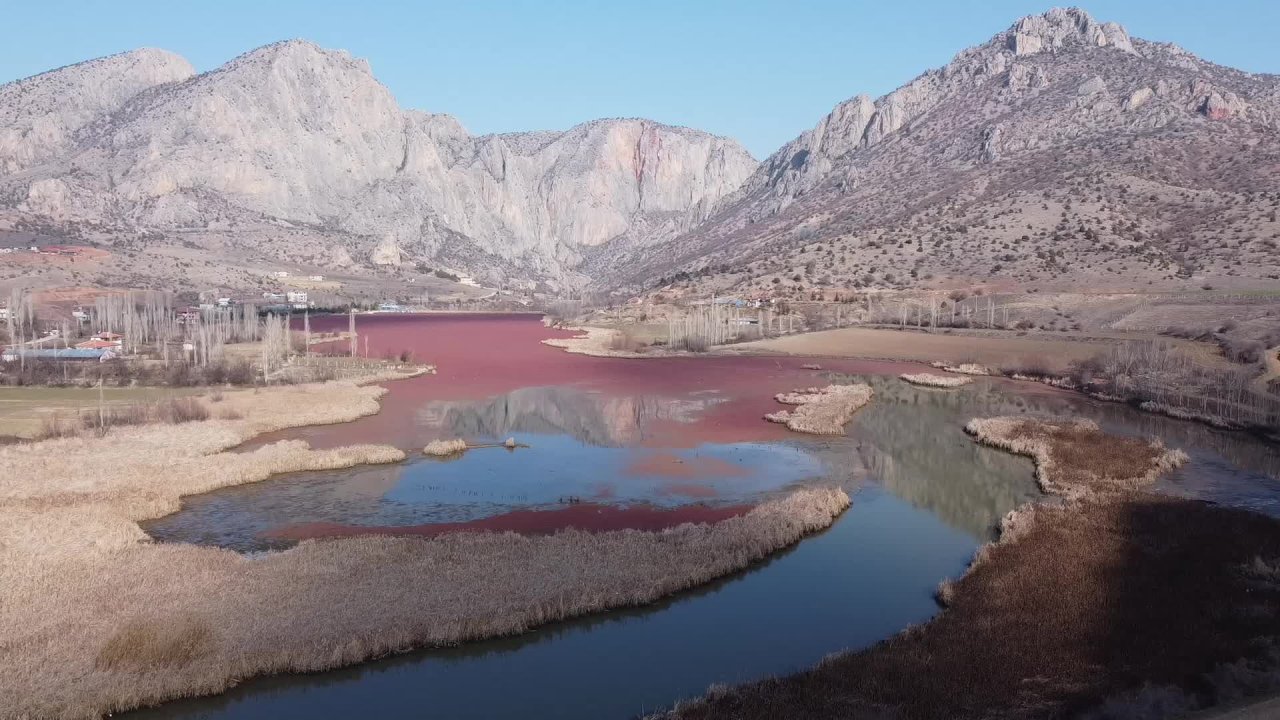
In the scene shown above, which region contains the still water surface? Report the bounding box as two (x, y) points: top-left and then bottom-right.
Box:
(133, 314), (1280, 719)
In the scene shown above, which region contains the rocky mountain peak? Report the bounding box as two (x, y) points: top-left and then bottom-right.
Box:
(216, 38), (374, 80)
(0, 40), (757, 289)
(1005, 7), (1134, 56)
(601, 8), (1279, 295)
(0, 48), (194, 174)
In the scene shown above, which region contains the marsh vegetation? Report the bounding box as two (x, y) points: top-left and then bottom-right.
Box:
(764, 384), (874, 434)
(899, 372), (973, 388)
(0, 367), (850, 719)
(662, 418), (1280, 720)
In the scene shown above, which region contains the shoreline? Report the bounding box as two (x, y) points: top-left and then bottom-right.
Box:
(541, 323), (1276, 438)
(0, 369), (850, 719)
(661, 417), (1280, 719)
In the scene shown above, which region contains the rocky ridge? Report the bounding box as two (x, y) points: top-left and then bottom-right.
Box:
(604, 7), (1280, 295)
(0, 41), (756, 289)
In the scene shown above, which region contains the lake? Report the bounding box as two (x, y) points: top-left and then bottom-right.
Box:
(133, 314), (1280, 719)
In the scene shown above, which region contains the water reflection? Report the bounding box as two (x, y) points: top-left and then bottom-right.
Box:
(147, 376), (1280, 554)
(420, 385), (725, 447)
(128, 488), (978, 720)
(130, 371), (1280, 720)
(144, 385), (835, 552)
(837, 373), (1280, 521)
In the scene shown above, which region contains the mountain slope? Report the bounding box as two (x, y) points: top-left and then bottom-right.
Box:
(0, 41), (756, 289)
(606, 8), (1280, 296)
(0, 48), (194, 175)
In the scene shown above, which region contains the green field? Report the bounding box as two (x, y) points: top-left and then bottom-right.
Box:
(0, 386), (200, 438)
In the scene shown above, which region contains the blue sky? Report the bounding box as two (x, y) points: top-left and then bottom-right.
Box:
(2, 1), (1276, 158)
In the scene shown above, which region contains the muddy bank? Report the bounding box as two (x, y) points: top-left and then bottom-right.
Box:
(662, 418), (1280, 720)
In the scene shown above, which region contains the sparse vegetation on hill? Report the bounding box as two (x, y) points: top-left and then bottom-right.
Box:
(608, 9), (1280, 299)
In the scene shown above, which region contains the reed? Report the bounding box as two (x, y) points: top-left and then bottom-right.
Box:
(900, 373), (974, 388)
(0, 375), (849, 719)
(930, 361), (991, 376)
(764, 384), (874, 435)
(963, 416), (1188, 500)
(658, 418), (1280, 720)
(423, 438), (469, 456)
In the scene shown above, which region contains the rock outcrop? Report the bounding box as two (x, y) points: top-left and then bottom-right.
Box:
(604, 7), (1280, 293)
(0, 41), (756, 287)
(0, 48), (195, 175)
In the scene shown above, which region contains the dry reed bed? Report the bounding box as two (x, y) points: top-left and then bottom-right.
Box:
(659, 418), (1280, 720)
(899, 372), (974, 388)
(764, 384), (874, 435)
(541, 326), (658, 358)
(931, 361), (991, 376)
(423, 437), (525, 456)
(963, 416), (1188, 502)
(423, 437), (470, 456)
(0, 372), (850, 718)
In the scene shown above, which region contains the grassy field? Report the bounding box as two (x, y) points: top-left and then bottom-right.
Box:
(0, 386), (202, 438)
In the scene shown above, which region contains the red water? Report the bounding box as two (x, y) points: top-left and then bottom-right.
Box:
(271, 313), (921, 450)
(265, 502), (752, 541)
(253, 313), (920, 540)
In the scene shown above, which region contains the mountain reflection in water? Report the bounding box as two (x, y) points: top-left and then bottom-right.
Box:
(146, 376), (1280, 555)
(419, 385), (726, 447)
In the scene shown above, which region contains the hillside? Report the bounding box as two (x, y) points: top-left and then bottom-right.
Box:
(0, 41), (756, 293)
(602, 8), (1280, 298)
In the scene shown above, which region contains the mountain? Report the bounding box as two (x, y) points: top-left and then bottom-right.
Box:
(3, 9), (1278, 299)
(604, 8), (1280, 296)
(0, 40), (756, 290)
(0, 48), (196, 176)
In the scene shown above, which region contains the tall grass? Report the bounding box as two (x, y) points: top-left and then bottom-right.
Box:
(660, 418), (1275, 720)
(764, 384), (874, 434)
(35, 397), (212, 440)
(0, 374), (849, 719)
(900, 373), (974, 388)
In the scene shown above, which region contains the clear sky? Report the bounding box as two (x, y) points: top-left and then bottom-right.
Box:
(2, 1), (1277, 158)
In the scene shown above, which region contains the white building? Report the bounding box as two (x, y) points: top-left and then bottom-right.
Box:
(285, 291), (309, 304)
(309, 275), (325, 282)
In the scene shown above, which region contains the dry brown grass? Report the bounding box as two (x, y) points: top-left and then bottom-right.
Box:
(932, 361), (992, 376)
(423, 438), (469, 456)
(541, 326), (653, 358)
(0, 372), (850, 719)
(964, 416), (1188, 500)
(764, 384), (873, 434)
(96, 616), (215, 673)
(899, 372), (974, 388)
(662, 418), (1280, 720)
